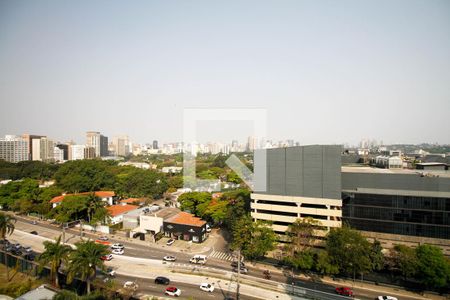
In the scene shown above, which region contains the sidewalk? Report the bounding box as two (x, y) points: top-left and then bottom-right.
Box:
(249, 261), (446, 300)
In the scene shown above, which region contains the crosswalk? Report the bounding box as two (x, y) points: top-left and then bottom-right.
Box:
(209, 250), (234, 261)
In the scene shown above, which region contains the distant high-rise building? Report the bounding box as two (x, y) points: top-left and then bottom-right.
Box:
(86, 131), (108, 157)
(69, 145), (85, 160)
(112, 135), (130, 156)
(54, 147), (64, 162)
(22, 134), (45, 160)
(31, 137), (55, 162)
(247, 136), (258, 152)
(84, 146), (96, 159)
(0, 135), (29, 163)
(153, 140), (158, 150)
(56, 144), (69, 160)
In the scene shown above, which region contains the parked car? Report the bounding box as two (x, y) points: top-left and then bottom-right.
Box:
(99, 236), (109, 241)
(106, 267), (116, 277)
(11, 249), (22, 256)
(155, 276), (170, 285)
(101, 254), (113, 261)
(166, 239), (175, 246)
(111, 243), (124, 250)
(112, 248), (124, 255)
(31, 220), (37, 225)
(30, 231), (38, 235)
(163, 256), (176, 262)
(165, 286), (181, 297)
(378, 297), (398, 300)
(335, 287), (354, 297)
(23, 246), (33, 253)
(123, 281), (138, 291)
(143, 208), (150, 213)
(24, 253), (36, 261)
(200, 283), (215, 292)
(13, 243), (21, 250)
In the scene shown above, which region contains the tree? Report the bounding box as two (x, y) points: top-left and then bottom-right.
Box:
(286, 217), (321, 255)
(115, 168), (167, 199)
(326, 226), (372, 278)
(369, 240), (385, 271)
(38, 235), (73, 287)
(86, 194), (105, 225)
(231, 215), (277, 260)
(0, 212), (16, 281)
(50, 195), (90, 223)
(285, 250), (315, 271)
(55, 160), (115, 193)
(415, 244), (450, 290)
(177, 192), (211, 216)
(389, 244), (418, 280)
(67, 240), (109, 294)
(315, 251), (339, 275)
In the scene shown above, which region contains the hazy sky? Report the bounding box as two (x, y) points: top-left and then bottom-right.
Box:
(1, 0), (449, 145)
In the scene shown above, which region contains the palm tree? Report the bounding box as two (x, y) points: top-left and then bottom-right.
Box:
(86, 193), (105, 225)
(67, 240), (109, 294)
(38, 235), (73, 287)
(0, 212), (16, 281)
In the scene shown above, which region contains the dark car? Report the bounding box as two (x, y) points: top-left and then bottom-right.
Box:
(231, 261), (245, 268)
(11, 249), (22, 256)
(24, 253), (36, 261)
(155, 276), (170, 285)
(30, 231), (38, 235)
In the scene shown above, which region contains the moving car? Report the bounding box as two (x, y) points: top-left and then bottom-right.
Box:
(101, 254), (113, 261)
(155, 276), (170, 285)
(377, 297), (398, 300)
(123, 281), (138, 291)
(165, 286), (181, 297)
(231, 261), (245, 268)
(163, 256), (176, 262)
(99, 236), (109, 241)
(232, 266), (248, 274)
(112, 248), (124, 255)
(190, 254), (207, 264)
(30, 231), (38, 235)
(335, 287), (354, 297)
(200, 283), (215, 292)
(166, 239), (175, 246)
(111, 243), (124, 250)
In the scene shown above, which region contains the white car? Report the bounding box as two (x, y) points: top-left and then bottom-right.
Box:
(200, 283), (215, 292)
(112, 248), (124, 255)
(123, 281), (138, 291)
(99, 236), (109, 241)
(111, 243), (124, 250)
(378, 297), (398, 300)
(165, 286), (181, 297)
(163, 256), (177, 262)
(166, 239), (175, 246)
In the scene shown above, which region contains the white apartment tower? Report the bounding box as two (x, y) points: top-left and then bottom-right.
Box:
(0, 135), (29, 163)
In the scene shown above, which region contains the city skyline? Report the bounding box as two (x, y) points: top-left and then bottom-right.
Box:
(1, 1), (450, 145)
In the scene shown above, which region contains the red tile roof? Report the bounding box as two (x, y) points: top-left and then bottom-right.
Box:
(50, 191), (115, 203)
(107, 204), (139, 217)
(166, 212), (206, 227)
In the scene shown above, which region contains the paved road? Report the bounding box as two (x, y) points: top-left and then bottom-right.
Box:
(11, 215), (430, 300)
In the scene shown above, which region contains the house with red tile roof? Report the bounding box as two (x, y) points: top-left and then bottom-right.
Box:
(107, 204), (139, 225)
(50, 191), (115, 208)
(163, 212), (208, 243)
(119, 198), (145, 205)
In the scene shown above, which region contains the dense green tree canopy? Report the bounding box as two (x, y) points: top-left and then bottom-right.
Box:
(55, 160), (116, 193)
(415, 244), (450, 290)
(115, 167), (167, 198)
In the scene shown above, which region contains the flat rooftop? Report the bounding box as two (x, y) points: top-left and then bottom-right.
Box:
(341, 166), (450, 178)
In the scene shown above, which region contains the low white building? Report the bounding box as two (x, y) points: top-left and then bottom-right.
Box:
(107, 204), (139, 225)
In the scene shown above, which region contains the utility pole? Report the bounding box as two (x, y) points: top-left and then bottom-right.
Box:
(62, 223), (66, 244)
(236, 249), (241, 300)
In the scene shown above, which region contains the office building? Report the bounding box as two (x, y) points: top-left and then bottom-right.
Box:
(86, 131), (109, 157)
(342, 167), (450, 254)
(153, 140), (158, 150)
(53, 147), (64, 162)
(112, 135), (130, 156)
(251, 145), (342, 238)
(69, 144), (86, 160)
(31, 137), (55, 162)
(22, 134), (45, 160)
(0, 135), (29, 163)
(55, 144), (69, 160)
